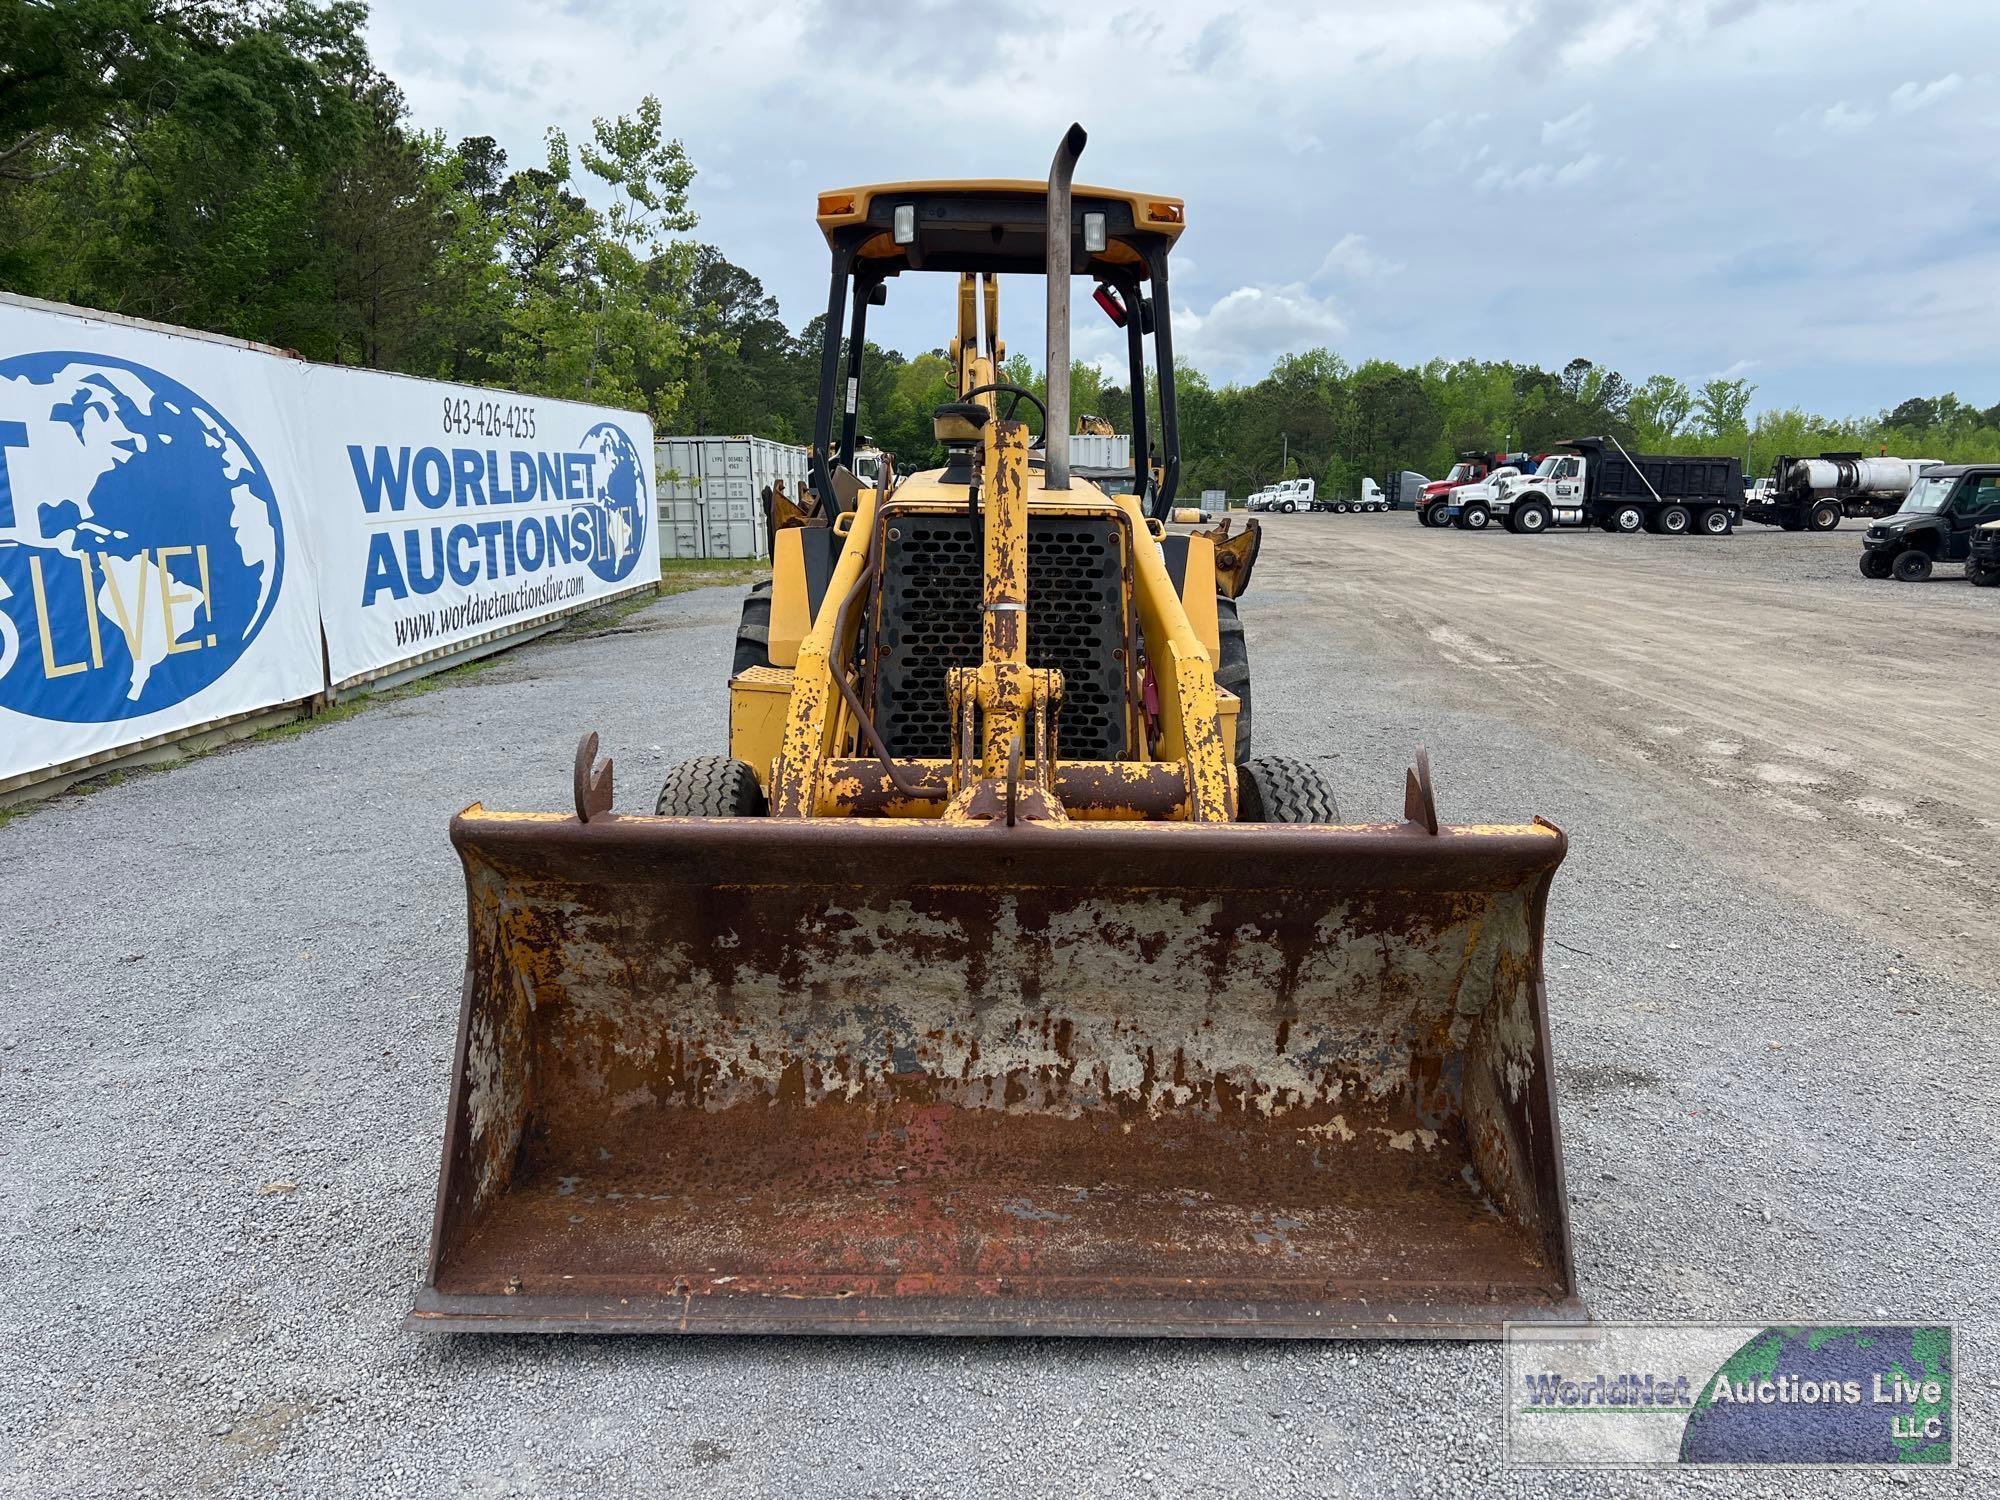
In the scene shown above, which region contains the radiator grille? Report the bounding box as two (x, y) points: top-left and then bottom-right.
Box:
(872, 513), (1129, 760)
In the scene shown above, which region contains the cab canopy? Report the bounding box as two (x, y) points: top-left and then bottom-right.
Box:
(815, 180), (1185, 278)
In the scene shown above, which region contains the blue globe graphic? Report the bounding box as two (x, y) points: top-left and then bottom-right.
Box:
(581, 421), (649, 585)
(0, 351), (285, 723)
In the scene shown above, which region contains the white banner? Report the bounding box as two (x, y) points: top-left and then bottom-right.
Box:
(300, 367), (658, 687)
(0, 300), (325, 783)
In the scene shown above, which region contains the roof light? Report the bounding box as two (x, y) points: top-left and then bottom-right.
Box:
(893, 204), (916, 245)
(1144, 201), (1183, 224)
(1082, 211), (1107, 253)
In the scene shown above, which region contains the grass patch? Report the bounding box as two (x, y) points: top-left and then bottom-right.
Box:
(4, 564), (768, 823)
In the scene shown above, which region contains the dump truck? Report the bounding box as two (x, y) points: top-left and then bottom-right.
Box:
(1482, 438), (1743, 536)
(414, 127), (1579, 1339)
(1746, 453), (1941, 532)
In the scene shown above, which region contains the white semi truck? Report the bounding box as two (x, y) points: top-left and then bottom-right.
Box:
(1248, 478), (1312, 512)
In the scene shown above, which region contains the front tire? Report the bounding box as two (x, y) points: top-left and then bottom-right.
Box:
(1280, 500), (1296, 513)
(1808, 500), (1843, 532)
(1613, 505), (1645, 534)
(1511, 501), (1551, 535)
(1458, 503), (1491, 531)
(733, 579), (774, 675)
(1214, 594), (1252, 765)
(656, 756), (767, 816)
(1892, 549), (1934, 582)
(1237, 756), (1340, 824)
(1858, 550), (1894, 579)
(1969, 562), (2000, 587)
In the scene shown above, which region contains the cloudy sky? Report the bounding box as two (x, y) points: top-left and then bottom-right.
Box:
(368, 0), (1997, 417)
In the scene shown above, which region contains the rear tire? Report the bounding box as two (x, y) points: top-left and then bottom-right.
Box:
(1858, 550), (1894, 579)
(1237, 756), (1340, 824)
(1808, 500), (1843, 532)
(1697, 506), (1732, 536)
(1893, 550), (1934, 582)
(1214, 595), (1252, 764)
(1658, 505), (1692, 536)
(1969, 563), (2000, 587)
(656, 756), (766, 817)
(733, 579), (774, 675)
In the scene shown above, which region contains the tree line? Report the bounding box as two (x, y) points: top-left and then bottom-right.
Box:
(6, 1), (1996, 499)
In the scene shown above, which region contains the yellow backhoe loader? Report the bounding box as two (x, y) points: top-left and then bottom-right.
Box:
(414, 126), (1579, 1338)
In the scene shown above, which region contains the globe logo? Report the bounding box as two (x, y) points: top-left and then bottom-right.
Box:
(0, 351), (285, 723)
(580, 420), (649, 585)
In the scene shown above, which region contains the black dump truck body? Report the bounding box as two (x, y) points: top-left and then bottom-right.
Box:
(1570, 438), (1743, 535)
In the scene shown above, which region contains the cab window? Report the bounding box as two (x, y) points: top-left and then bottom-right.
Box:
(1955, 476), (2000, 514)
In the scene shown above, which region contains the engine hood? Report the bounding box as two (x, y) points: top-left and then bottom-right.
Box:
(1870, 512), (1939, 536)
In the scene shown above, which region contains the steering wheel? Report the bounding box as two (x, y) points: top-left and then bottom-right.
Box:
(958, 382), (1048, 445)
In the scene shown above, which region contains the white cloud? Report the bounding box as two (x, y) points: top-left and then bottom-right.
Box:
(1477, 151), (1606, 192)
(1559, 9), (1659, 68)
(1820, 101), (1875, 132)
(1313, 233), (1404, 282)
(1713, 359), (1761, 380)
(1889, 74), (1963, 112)
(1176, 283), (1349, 374)
(1541, 104), (1594, 148)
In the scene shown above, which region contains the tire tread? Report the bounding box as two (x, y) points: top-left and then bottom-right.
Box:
(656, 756), (766, 816)
(1238, 755), (1341, 824)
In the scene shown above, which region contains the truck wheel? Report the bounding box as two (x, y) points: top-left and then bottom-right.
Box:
(1511, 502), (1551, 535)
(657, 756), (767, 816)
(1858, 550), (1894, 579)
(1280, 500), (1296, 513)
(1237, 756), (1340, 824)
(1458, 503), (1491, 531)
(1214, 594), (1252, 764)
(1333, 501), (1348, 513)
(1658, 505), (1692, 536)
(733, 579), (774, 675)
(1612, 505), (1645, 534)
(1892, 550), (1934, 583)
(1808, 501), (1843, 532)
(1419, 506), (1439, 528)
(1697, 507), (1733, 536)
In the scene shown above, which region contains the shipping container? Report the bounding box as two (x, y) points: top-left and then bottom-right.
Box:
(653, 435), (811, 560)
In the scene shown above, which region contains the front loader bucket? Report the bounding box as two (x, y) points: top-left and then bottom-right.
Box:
(414, 811), (1580, 1338)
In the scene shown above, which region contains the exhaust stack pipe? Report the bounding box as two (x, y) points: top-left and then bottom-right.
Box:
(1044, 122), (1087, 491)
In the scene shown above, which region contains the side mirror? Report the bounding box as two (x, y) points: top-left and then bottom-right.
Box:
(1137, 296), (1156, 335)
(867, 282), (888, 306)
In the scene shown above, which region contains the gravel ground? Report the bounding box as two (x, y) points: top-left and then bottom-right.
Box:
(2, 522), (1992, 1497)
